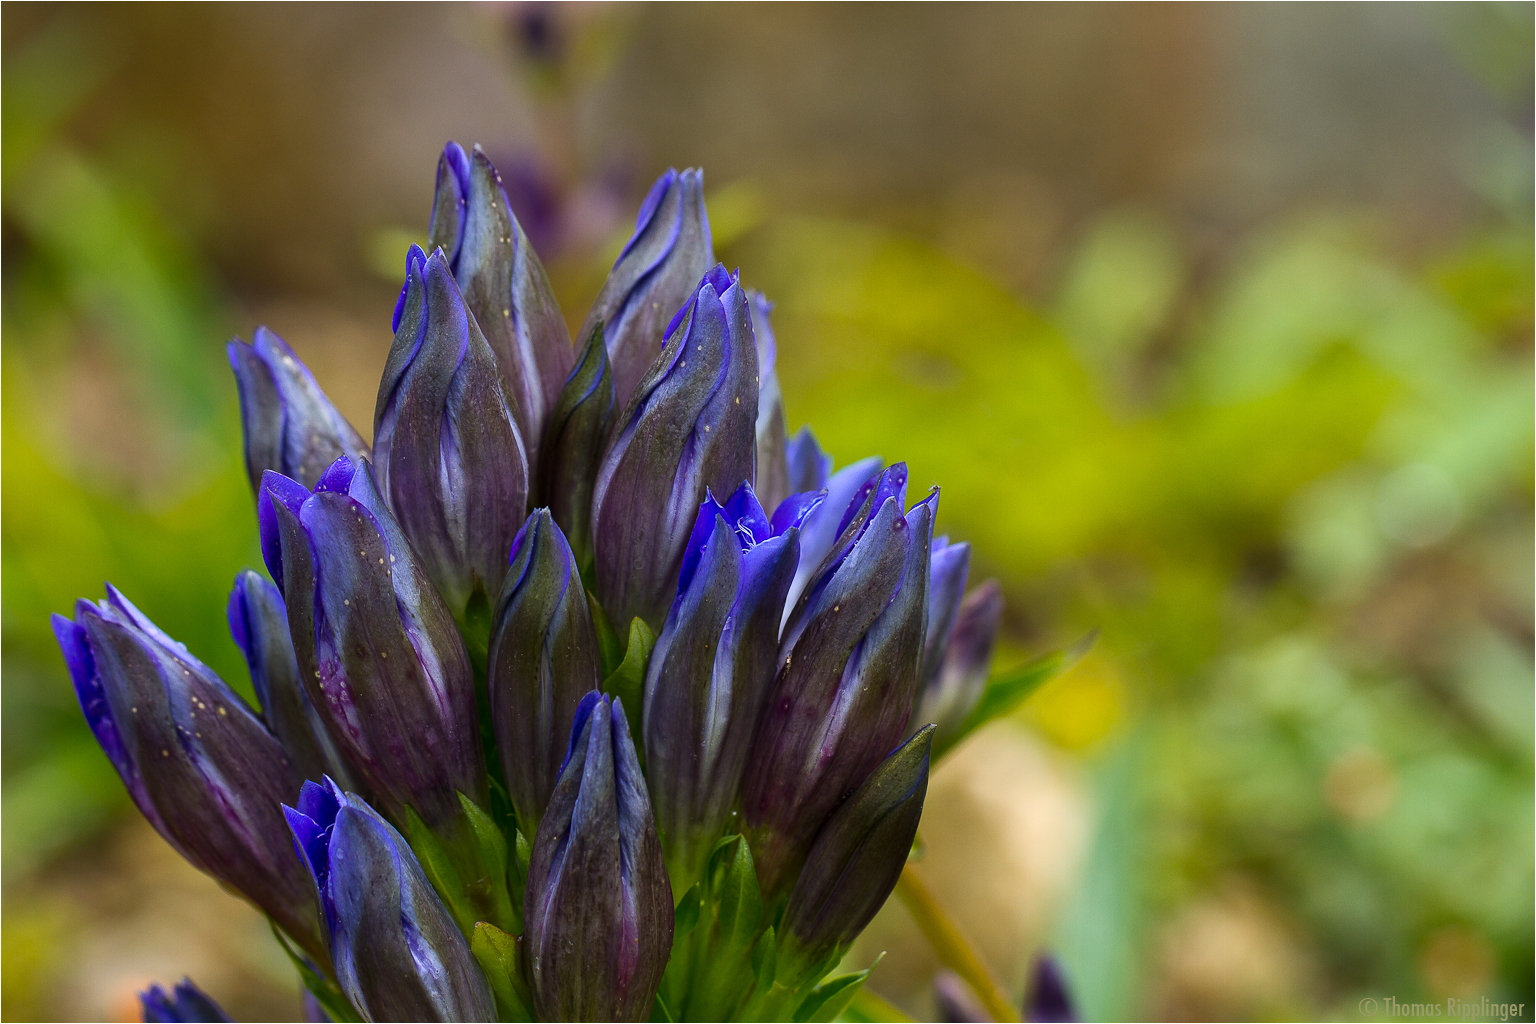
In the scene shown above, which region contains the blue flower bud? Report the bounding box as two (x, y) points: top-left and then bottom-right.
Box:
(779, 726), (933, 980)
(643, 482), (812, 888)
(376, 245), (530, 627)
(1024, 954), (1079, 1023)
(744, 465), (937, 899)
(922, 536), (972, 690)
(590, 264), (758, 631)
(778, 428), (882, 624)
(579, 168), (713, 407)
(227, 570), (359, 792)
(228, 327), (369, 492)
(427, 142), (575, 482)
(285, 779), (496, 1023)
(914, 580), (1003, 751)
(139, 978), (231, 1023)
(749, 291), (791, 511)
(540, 323), (615, 568)
(487, 509), (602, 837)
(258, 456), (486, 832)
(525, 694), (672, 1022)
(52, 589), (326, 964)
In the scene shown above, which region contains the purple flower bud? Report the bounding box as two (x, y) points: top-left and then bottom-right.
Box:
(749, 291), (791, 512)
(525, 694), (672, 1022)
(779, 429), (882, 626)
(375, 245), (530, 627)
(139, 978), (231, 1023)
(779, 726), (933, 980)
(258, 457), (486, 832)
(540, 323), (615, 568)
(428, 142), (574, 483)
(52, 589), (325, 964)
(285, 779), (496, 1022)
(1024, 954), (1079, 1023)
(487, 510), (602, 837)
(744, 466), (937, 899)
(922, 537), (972, 690)
(579, 168), (713, 407)
(226, 570), (359, 792)
(933, 971), (991, 1024)
(590, 264), (758, 631)
(228, 327), (369, 493)
(915, 580), (1004, 752)
(643, 483), (810, 889)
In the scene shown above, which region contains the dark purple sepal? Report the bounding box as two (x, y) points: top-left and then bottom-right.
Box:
(779, 726), (933, 982)
(287, 783), (496, 1022)
(539, 321), (615, 567)
(643, 485), (801, 889)
(743, 481), (938, 900)
(53, 588), (326, 966)
(915, 580), (1004, 752)
(228, 327), (369, 493)
(139, 978), (232, 1023)
(487, 509), (602, 837)
(525, 694), (672, 1023)
(430, 142), (574, 481)
(579, 167), (713, 407)
(374, 245), (530, 627)
(263, 459), (486, 832)
(780, 438), (882, 625)
(227, 571), (359, 791)
(590, 264), (758, 631)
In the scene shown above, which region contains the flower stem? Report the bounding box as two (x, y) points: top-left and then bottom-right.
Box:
(894, 863), (1021, 1023)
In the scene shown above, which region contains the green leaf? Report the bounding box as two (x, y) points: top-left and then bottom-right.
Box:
(650, 990), (677, 1023)
(794, 956), (883, 1023)
(751, 925), (778, 994)
(603, 617), (656, 751)
(270, 921), (362, 1023)
(674, 884), (702, 937)
(470, 921), (532, 1022)
(589, 589), (624, 676)
(458, 792), (518, 934)
(942, 631), (1097, 760)
(510, 826), (532, 905)
(714, 836), (763, 955)
(401, 805), (471, 936)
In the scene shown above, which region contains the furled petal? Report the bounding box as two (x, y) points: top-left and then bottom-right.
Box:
(228, 327), (370, 493)
(374, 245), (530, 626)
(138, 978), (232, 1023)
(590, 264), (758, 631)
(780, 436), (882, 627)
(579, 168), (713, 406)
(916, 580), (1004, 751)
(921, 538), (971, 691)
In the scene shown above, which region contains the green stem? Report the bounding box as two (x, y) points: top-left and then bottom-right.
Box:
(894, 864), (1020, 1023)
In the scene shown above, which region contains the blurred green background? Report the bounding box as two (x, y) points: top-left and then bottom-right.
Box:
(2, 4), (1531, 1021)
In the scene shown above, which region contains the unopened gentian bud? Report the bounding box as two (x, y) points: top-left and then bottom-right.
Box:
(258, 456), (486, 832)
(779, 726), (933, 980)
(749, 291), (791, 511)
(539, 322), (614, 568)
(488, 509), (602, 837)
(525, 693), (672, 1023)
(590, 264), (758, 631)
(916, 580), (1003, 753)
(745, 465), (936, 898)
(579, 168), (712, 406)
(1024, 954), (1079, 1023)
(375, 244), (530, 633)
(52, 589), (326, 964)
(779, 428), (882, 623)
(643, 483), (811, 888)
(922, 537), (972, 689)
(428, 142), (574, 481)
(227, 570), (358, 792)
(139, 978), (231, 1023)
(285, 779), (496, 1023)
(228, 327), (369, 492)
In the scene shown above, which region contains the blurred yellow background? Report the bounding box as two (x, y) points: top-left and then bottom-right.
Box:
(3, 4), (1531, 1021)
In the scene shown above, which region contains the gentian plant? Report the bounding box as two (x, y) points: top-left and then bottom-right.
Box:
(54, 142), (1080, 1023)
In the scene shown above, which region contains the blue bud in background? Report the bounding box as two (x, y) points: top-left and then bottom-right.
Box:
(488, 509), (602, 837)
(744, 465), (936, 899)
(1024, 954), (1079, 1023)
(579, 168), (713, 407)
(52, 588), (326, 965)
(525, 693), (672, 1023)
(643, 482), (811, 889)
(428, 142), (574, 484)
(915, 579), (1004, 752)
(259, 456), (486, 832)
(139, 978), (231, 1023)
(779, 726), (933, 980)
(590, 264), (758, 631)
(779, 428), (882, 626)
(228, 327), (369, 493)
(922, 536), (972, 690)
(285, 779), (496, 1023)
(375, 245), (530, 628)
(227, 570), (359, 792)
(749, 291), (792, 511)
